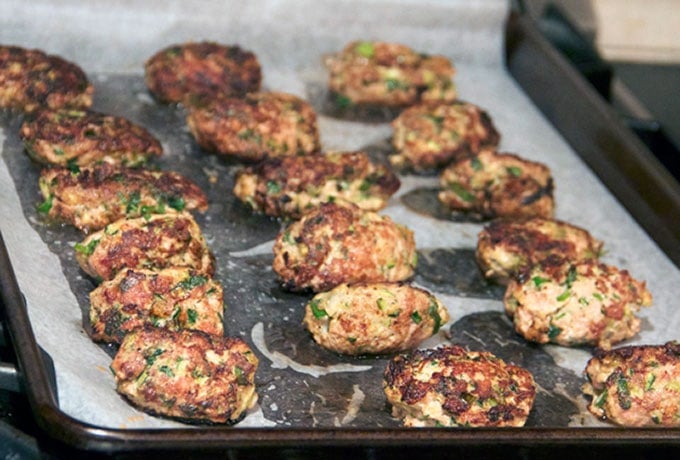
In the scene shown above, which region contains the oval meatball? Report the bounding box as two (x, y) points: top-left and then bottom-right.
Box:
(390, 101), (500, 171)
(303, 282), (449, 355)
(476, 217), (603, 284)
(325, 40), (456, 108)
(144, 41), (261, 105)
(20, 109), (162, 168)
(504, 259), (652, 349)
(272, 203), (417, 292)
(233, 151), (400, 219)
(0, 45), (93, 113)
(39, 163), (208, 232)
(110, 327), (258, 425)
(438, 149), (554, 219)
(89, 267), (224, 343)
(75, 212), (215, 281)
(186, 91), (320, 162)
(583, 341), (680, 427)
(383, 345), (536, 427)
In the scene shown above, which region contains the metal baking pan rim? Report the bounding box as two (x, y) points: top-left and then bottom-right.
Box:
(2, 10), (680, 453)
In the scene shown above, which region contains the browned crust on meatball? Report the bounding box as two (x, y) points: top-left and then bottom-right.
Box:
(476, 217), (604, 284)
(583, 341), (680, 427)
(75, 212), (215, 281)
(272, 202), (417, 292)
(233, 151), (400, 218)
(0, 45), (93, 113)
(38, 163), (208, 232)
(20, 109), (162, 167)
(504, 258), (652, 349)
(144, 41), (261, 105)
(186, 91), (320, 162)
(303, 282), (449, 355)
(390, 101), (500, 171)
(89, 267), (224, 343)
(383, 344), (536, 427)
(110, 327), (258, 425)
(325, 40), (456, 108)
(438, 149), (555, 219)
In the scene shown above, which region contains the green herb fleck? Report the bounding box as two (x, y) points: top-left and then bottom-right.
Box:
(355, 41), (375, 58)
(429, 301), (442, 333)
(470, 157), (483, 171)
(167, 196), (185, 212)
(186, 308), (198, 325)
(645, 373), (656, 392)
(309, 299), (328, 319)
(74, 238), (99, 256)
(37, 195), (54, 214)
(556, 289), (571, 302)
(158, 365), (175, 377)
(547, 323), (562, 340)
(411, 311), (422, 324)
(532, 276), (550, 288)
(177, 275), (208, 290)
(145, 348), (165, 365)
(594, 389), (608, 408)
(447, 182), (475, 202)
(266, 181), (281, 194)
(506, 166), (522, 177)
(616, 374), (632, 410)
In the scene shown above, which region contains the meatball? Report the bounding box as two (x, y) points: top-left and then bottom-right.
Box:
(438, 149), (555, 219)
(583, 341), (680, 427)
(110, 327), (258, 425)
(20, 109), (162, 168)
(272, 202), (417, 292)
(75, 212), (215, 281)
(503, 259), (652, 349)
(303, 282), (449, 355)
(383, 345), (536, 427)
(476, 217), (603, 284)
(144, 41), (261, 105)
(186, 91), (320, 162)
(390, 101), (500, 171)
(38, 163), (208, 232)
(325, 40), (456, 108)
(89, 267), (224, 344)
(0, 45), (93, 113)
(233, 151), (400, 219)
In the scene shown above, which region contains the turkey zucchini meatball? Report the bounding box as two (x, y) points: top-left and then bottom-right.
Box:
(390, 101), (500, 171)
(272, 203), (417, 292)
(383, 345), (536, 427)
(233, 151), (400, 219)
(504, 259), (652, 349)
(0, 45), (93, 113)
(20, 109), (162, 168)
(111, 327), (258, 425)
(144, 41), (261, 105)
(186, 91), (320, 162)
(325, 40), (456, 108)
(75, 212), (214, 282)
(38, 163), (208, 232)
(476, 217), (603, 285)
(89, 267), (224, 344)
(583, 341), (680, 427)
(438, 149), (554, 219)
(303, 282), (449, 355)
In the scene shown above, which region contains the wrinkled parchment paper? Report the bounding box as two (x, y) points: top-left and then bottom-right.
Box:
(1, 0), (679, 430)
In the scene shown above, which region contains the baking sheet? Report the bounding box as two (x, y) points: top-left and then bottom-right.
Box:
(1, 0), (679, 432)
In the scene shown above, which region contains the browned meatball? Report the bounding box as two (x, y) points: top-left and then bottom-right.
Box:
(476, 217), (603, 284)
(390, 101), (500, 171)
(233, 151), (400, 218)
(383, 345), (536, 427)
(325, 40), (456, 108)
(144, 41), (261, 105)
(504, 259), (652, 349)
(438, 149), (555, 219)
(186, 91), (321, 162)
(272, 203), (417, 292)
(89, 267), (224, 343)
(75, 212), (215, 282)
(110, 327), (258, 425)
(20, 109), (162, 167)
(303, 282), (449, 355)
(38, 163), (208, 232)
(0, 45), (93, 113)
(583, 341), (680, 427)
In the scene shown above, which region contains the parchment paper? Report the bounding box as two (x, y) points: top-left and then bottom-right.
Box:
(1, 0), (678, 430)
